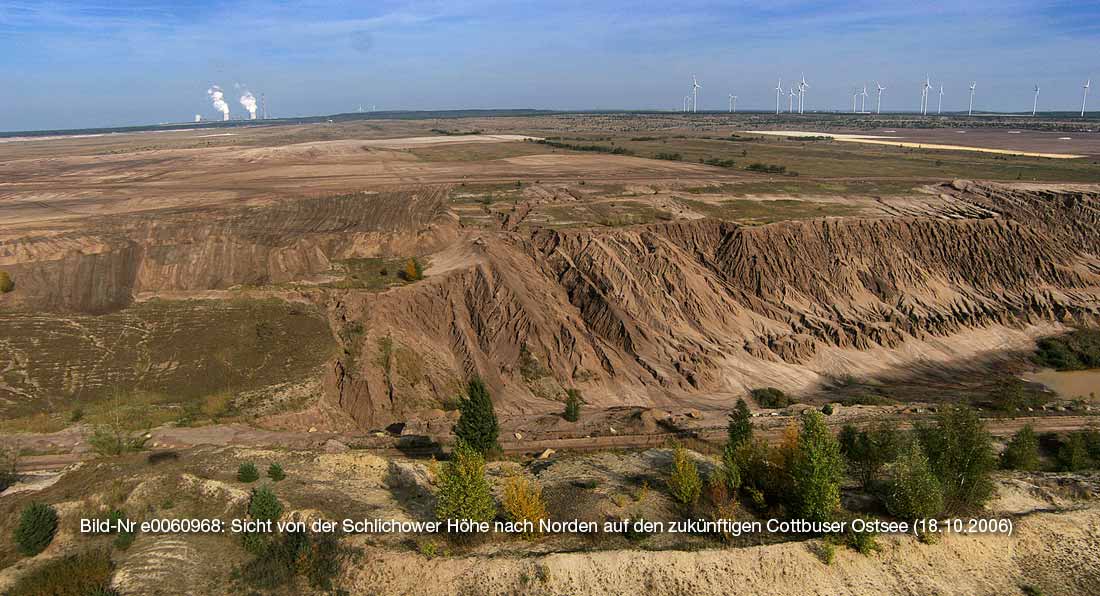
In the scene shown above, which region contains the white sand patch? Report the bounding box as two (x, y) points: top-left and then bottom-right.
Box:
(743, 130), (1085, 159)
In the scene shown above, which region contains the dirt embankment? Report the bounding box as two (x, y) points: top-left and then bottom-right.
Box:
(330, 182), (1100, 428)
(0, 187), (458, 313)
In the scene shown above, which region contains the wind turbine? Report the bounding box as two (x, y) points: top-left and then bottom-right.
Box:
(798, 73), (809, 114)
(860, 85), (869, 113)
(920, 76), (932, 115)
(775, 78), (783, 114)
(692, 75), (701, 113)
(683, 95), (690, 112)
(937, 85), (944, 115)
(788, 87), (796, 113)
(968, 82), (976, 116)
(1082, 79), (1091, 117)
(852, 88), (858, 113)
(875, 81), (886, 114)
(1032, 84), (1040, 116)
(729, 94), (737, 113)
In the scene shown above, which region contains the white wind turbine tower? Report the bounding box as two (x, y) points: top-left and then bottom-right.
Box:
(860, 85), (869, 113)
(729, 94), (737, 113)
(775, 78), (783, 114)
(875, 81), (886, 114)
(798, 73), (809, 114)
(1082, 79), (1091, 117)
(852, 88), (859, 113)
(788, 87), (796, 113)
(692, 75), (701, 113)
(920, 76), (932, 115)
(1032, 84), (1040, 116)
(968, 82), (976, 116)
(683, 95), (690, 112)
(937, 85), (944, 114)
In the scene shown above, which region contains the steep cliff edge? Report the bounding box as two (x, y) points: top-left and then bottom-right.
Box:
(330, 182), (1100, 428)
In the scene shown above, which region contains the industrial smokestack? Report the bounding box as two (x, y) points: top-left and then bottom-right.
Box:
(207, 85), (230, 120)
(239, 91), (257, 120)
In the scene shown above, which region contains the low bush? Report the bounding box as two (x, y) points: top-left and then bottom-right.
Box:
(14, 502), (58, 556)
(751, 387), (792, 409)
(236, 529), (347, 591)
(502, 475), (547, 538)
(6, 549), (114, 596)
(667, 445), (702, 509)
(654, 152), (682, 161)
(1058, 432), (1091, 472)
(89, 425), (149, 457)
(268, 463), (286, 481)
(237, 462), (259, 483)
(1001, 425), (1041, 471)
(0, 271), (13, 293)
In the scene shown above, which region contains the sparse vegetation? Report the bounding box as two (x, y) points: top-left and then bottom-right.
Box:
(454, 377), (500, 456)
(0, 270), (13, 293)
(654, 152), (682, 161)
(6, 549), (114, 596)
(236, 529), (347, 591)
(14, 502), (59, 556)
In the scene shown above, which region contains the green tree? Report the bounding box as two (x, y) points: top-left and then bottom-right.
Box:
(1058, 432), (1090, 472)
(267, 463), (286, 481)
(563, 389), (582, 422)
(14, 502), (58, 556)
(751, 387), (791, 409)
(453, 377), (499, 455)
(884, 441), (944, 521)
(238, 462), (260, 483)
(839, 421), (902, 490)
(667, 445), (702, 509)
(435, 440), (496, 525)
(917, 406), (995, 512)
(789, 411), (845, 523)
(0, 271), (13, 293)
(716, 442), (742, 493)
(1001, 425), (1040, 471)
(727, 398), (753, 448)
(249, 486), (283, 522)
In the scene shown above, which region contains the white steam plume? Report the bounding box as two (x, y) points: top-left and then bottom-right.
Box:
(239, 91), (257, 119)
(207, 85), (230, 120)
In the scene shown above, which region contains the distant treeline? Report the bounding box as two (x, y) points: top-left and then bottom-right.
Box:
(532, 139), (634, 155)
(430, 129), (483, 136)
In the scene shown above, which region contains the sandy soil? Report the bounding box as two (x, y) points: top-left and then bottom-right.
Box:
(746, 130), (1088, 158)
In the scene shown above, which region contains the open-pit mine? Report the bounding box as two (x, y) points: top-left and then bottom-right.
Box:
(1, 113), (1098, 596)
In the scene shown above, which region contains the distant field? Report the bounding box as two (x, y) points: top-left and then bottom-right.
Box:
(543, 132), (1100, 184)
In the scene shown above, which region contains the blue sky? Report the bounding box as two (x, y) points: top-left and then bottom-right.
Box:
(1, 1), (1098, 131)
